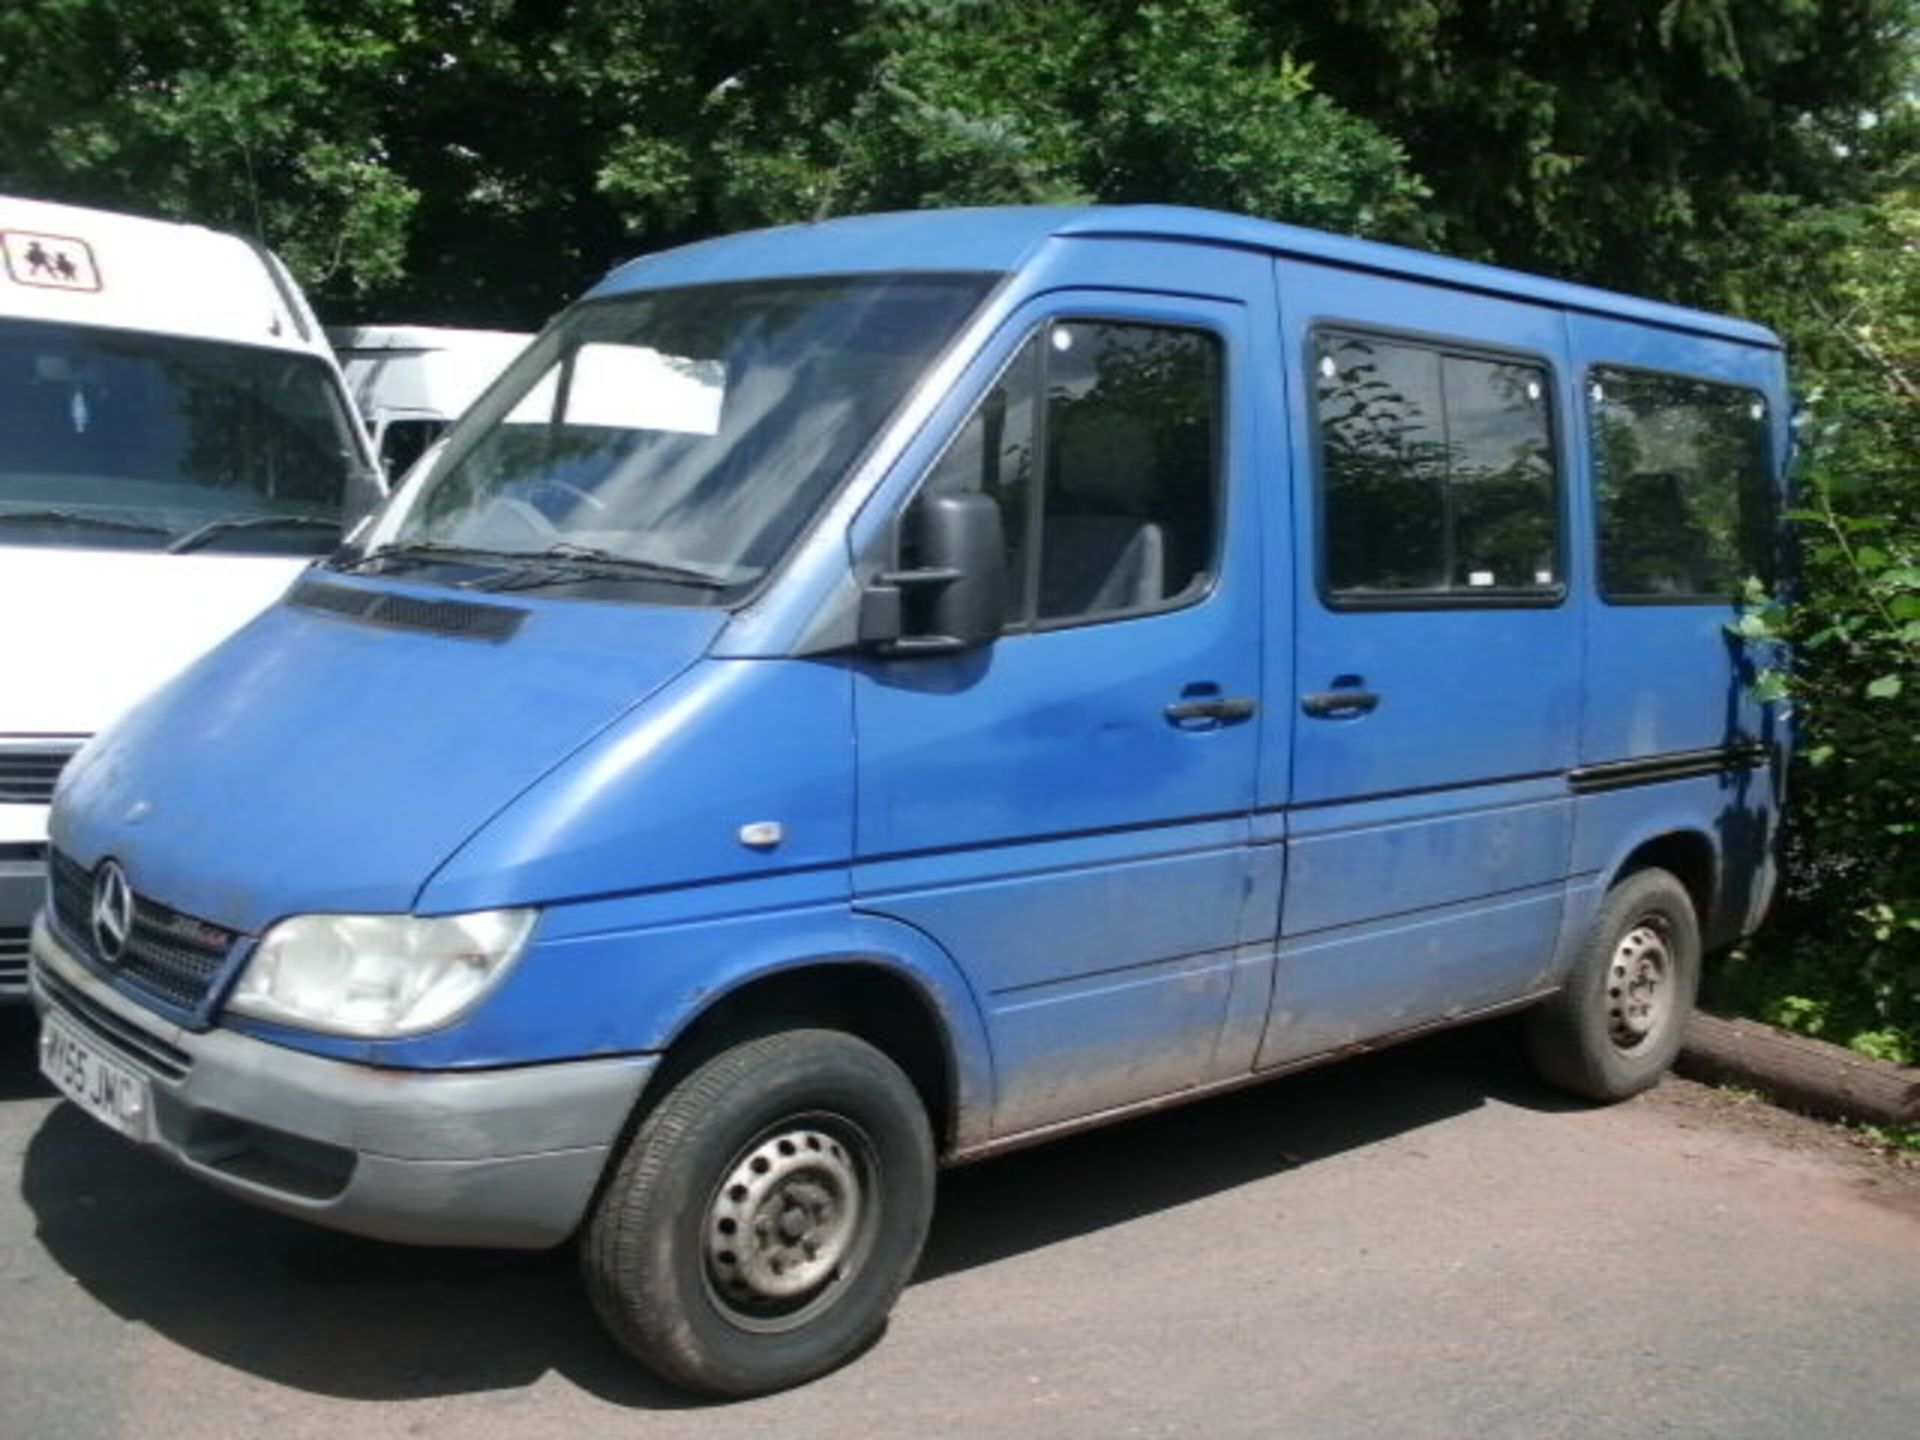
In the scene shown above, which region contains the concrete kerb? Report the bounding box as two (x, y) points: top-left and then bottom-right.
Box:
(1678, 1012), (1920, 1129)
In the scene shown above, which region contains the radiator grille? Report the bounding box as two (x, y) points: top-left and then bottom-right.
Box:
(0, 927), (27, 991)
(38, 965), (192, 1081)
(0, 742), (83, 804)
(48, 851), (238, 1012)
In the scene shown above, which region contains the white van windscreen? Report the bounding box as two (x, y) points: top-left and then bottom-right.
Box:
(0, 318), (363, 555)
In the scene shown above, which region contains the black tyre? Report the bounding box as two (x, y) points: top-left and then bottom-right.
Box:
(582, 1027), (935, 1398)
(1526, 867), (1701, 1102)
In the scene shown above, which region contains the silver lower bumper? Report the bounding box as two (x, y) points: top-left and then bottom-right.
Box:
(29, 915), (656, 1248)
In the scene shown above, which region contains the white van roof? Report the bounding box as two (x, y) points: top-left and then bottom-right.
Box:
(328, 325), (533, 421)
(0, 194), (327, 357)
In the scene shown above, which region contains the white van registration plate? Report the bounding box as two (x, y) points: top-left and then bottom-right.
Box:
(40, 1016), (150, 1140)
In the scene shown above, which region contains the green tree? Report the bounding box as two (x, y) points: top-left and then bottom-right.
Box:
(1711, 182), (1920, 1062)
(589, 0), (1434, 254)
(2, 1), (1431, 321)
(0, 0), (419, 295)
(1285, 0), (1915, 300)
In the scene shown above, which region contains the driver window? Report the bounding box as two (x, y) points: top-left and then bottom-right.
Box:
(915, 319), (1222, 629)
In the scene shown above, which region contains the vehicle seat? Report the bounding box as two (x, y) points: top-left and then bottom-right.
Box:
(1033, 411), (1166, 616)
(1608, 470), (1712, 594)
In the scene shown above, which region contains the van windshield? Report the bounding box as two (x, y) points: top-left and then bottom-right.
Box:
(368, 273), (995, 601)
(0, 318), (363, 555)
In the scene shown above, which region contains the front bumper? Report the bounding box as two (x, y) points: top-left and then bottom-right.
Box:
(30, 915), (657, 1248)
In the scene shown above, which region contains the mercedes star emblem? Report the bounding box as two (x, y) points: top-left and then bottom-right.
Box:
(91, 860), (134, 963)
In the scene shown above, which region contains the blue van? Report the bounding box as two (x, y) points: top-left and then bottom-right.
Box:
(29, 206), (1789, 1396)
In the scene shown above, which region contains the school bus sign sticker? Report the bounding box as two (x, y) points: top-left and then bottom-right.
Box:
(1, 229), (101, 291)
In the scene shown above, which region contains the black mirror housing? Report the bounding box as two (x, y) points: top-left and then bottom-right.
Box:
(860, 491), (1007, 655)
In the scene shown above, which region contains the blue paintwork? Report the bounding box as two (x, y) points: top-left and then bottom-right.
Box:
(846, 267), (1273, 1134)
(594, 206), (1776, 349)
(51, 577), (724, 934)
(1261, 260), (1583, 1065)
(46, 204), (1790, 1174)
(1567, 310), (1789, 764)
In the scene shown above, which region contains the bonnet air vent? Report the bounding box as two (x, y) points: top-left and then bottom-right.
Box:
(287, 577), (527, 642)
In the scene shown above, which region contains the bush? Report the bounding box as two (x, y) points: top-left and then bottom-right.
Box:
(1708, 194), (1920, 1066)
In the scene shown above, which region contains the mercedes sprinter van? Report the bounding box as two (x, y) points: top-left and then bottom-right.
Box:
(31, 206), (1789, 1396)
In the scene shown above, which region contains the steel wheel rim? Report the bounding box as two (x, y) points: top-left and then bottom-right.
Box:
(1607, 920), (1675, 1052)
(701, 1113), (879, 1334)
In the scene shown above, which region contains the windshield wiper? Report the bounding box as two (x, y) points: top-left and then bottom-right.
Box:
(0, 508), (173, 537)
(479, 543), (731, 591)
(334, 540), (538, 574)
(167, 513), (339, 555)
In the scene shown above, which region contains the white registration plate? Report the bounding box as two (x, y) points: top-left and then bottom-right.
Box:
(39, 1015), (151, 1140)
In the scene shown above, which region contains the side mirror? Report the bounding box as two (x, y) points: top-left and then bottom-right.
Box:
(860, 491), (1007, 655)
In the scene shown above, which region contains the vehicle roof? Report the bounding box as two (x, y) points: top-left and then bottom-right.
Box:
(329, 326), (534, 419)
(0, 193), (326, 357)
(326, 325), (534, 354)
(592, 204), (1779, 350)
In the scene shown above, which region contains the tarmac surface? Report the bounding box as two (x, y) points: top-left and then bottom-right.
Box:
(3, 1004), (1916, 1440)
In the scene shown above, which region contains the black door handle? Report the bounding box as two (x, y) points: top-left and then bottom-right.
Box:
(1165, 695), (1258, 724)
(1301, 689), (1380, 718)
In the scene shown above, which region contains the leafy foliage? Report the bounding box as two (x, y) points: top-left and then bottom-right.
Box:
(0, 0), (419, 293)
(0, 1), (1431, 321)
(1707, 183), (1920, 1063)
(1285, 0), (1916, 299)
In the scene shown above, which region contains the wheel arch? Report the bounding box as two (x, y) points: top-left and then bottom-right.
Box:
(643, 918), (996, 1158)
(1611, 828), (1719, 935)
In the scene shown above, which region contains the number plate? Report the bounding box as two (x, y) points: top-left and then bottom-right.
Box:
(39, 1015), (151, 1140)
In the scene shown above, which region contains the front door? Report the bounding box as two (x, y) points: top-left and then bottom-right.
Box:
(852, 271), (1270, 1136)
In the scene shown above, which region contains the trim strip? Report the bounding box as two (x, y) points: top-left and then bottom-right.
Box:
(1567, 741), (1769, 795)
(945, 988), (1556, 1165)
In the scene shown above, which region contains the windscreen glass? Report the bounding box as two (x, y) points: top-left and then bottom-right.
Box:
(374, 273), (995, 603)
(0, 318), (362, 555)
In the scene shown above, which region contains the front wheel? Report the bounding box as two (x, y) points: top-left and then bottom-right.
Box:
(582, 1028), (935, 1398)
(1527, 867), (1701, 1101)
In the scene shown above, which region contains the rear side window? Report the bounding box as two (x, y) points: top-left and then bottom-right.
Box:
(919, 319), (1222, 628)
(1589, 368), (1774, 601)
(1315, 330), (1559, 603)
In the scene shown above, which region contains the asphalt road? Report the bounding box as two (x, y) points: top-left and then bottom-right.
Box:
(2, 1003), (1916, 1440)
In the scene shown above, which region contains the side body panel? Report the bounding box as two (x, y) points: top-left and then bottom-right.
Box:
(849, 244), (1280, 1137)
(1261, 259), (1582, 1067)
(1564, 312), (1790, 946)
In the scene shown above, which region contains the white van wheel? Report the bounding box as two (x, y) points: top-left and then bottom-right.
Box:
(582, 1027), (934, 1398)
(1526, 867), (1700, 1101)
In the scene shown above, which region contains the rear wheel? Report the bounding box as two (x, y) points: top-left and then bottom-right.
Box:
(582, 1027), (935, 1398)
(1527, 867), (1700, 1101)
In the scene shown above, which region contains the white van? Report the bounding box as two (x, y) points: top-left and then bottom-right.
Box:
(0, 195), (378, 996)
(328, 326), (531, 481)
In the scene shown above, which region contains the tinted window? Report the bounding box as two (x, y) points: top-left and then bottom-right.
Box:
(918, 320), (1222, 627)
(1317, 332), (1558, 600)
(1590, 368), (1774, 600)
(379, 418), (445, 480)
(0, 317), (359, 555)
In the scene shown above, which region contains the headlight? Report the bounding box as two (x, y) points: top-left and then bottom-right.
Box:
(227, 909), (536, 1038)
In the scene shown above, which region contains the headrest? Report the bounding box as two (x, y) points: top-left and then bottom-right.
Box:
(1054, 410), (1157, 513)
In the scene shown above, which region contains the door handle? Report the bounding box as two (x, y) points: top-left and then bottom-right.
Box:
(1164, 695), (1258, 725)
(1301, 688), (1380, 718)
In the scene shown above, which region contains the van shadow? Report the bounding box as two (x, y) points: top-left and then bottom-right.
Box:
(16, 1016), (1570, 1408)
(0, 1005), (56, 1101)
